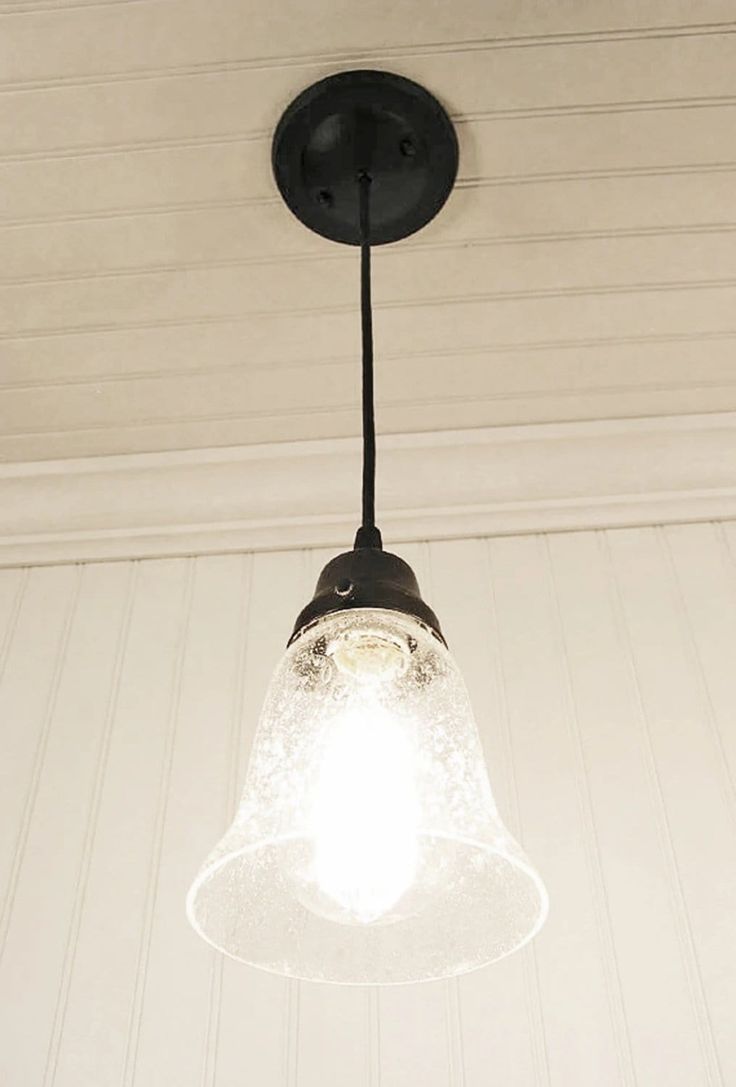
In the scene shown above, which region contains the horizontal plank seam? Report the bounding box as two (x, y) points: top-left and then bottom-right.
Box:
(0, 17), (732, 91)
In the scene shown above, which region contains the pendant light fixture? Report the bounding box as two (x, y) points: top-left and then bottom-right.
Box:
(186, 71), (548, 984)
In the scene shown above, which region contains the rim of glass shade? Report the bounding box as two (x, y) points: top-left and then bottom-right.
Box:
(186, 832), (549, 986)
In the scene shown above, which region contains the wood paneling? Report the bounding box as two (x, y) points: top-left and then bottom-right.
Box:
(1, 1), (735, 460)
(2, 1), (734, 88)
(0, 524), (734, 1084)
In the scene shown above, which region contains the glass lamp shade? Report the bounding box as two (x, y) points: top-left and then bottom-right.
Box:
(186, 607), (548, 984)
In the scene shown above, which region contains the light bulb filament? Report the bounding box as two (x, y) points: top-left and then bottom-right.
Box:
(311, 698), (419, 924)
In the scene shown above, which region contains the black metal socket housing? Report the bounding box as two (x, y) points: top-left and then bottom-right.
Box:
(288, 548), (445, 646)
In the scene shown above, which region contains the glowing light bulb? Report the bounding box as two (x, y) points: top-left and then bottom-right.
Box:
(307, 631), (419, 924)
(186, 608), (548, 984)
(310, 700), (418, 922)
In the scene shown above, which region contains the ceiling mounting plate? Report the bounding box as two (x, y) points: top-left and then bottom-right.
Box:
(272, 69), (458, 246)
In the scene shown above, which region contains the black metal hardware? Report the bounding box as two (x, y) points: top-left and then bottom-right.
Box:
(272, 69), (458, 246)
(288, 549), (445, 646)
(273, 71), (456, 648)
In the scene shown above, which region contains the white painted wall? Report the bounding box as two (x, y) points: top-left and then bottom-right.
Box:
(0, 524), (734, 1086)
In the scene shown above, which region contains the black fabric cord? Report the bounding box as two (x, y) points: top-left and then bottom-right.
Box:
(354, 171), (383, 551)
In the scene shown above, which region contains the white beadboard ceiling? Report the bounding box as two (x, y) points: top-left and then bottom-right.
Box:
(2, 0), (736, 461)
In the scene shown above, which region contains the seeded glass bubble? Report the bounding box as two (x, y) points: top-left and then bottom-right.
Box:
(186, 608), (548, 984)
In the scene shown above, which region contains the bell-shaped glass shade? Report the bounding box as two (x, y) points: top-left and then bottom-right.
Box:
(187, 608), (548, 984)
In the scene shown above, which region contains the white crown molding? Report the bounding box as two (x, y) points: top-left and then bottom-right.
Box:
(1, 412), (735, 566)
